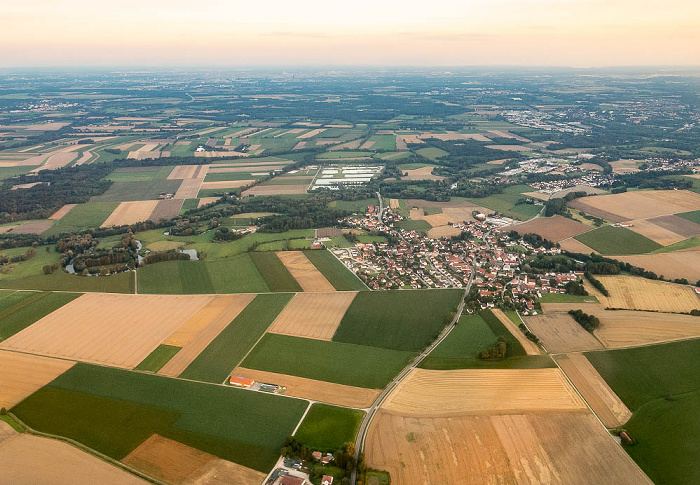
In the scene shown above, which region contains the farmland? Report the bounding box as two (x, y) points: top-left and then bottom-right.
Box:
(524, 311), (605, 353)
(241, 333), (415, 389)
(592, 276), (700, 313)
(268, 291), (357, 340)
(508, 214), (591, 242)
(0, 350), (75, 409)
(248, 251), (302, 292)
(587, 339), (700, 484)
(294, 404), (364, 451)
(575, 225), (662, 255)
(571, 190), (700, 222)
(179, 293), (292, 383)
(11, 363), (308, 472)
(303, 250), (367, 291)
(0, 291), (80, 342)
(275, 251), (335, 292)
(332, 289), (462, 351)
(613, 249), (700, 285)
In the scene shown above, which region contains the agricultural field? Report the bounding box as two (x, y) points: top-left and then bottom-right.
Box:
(587, 339), (700, 484)
(465, 184), (540, 221)
(180, 293), (293, 383)
(11, 363), (308, 473)
(524, 311), (605, 353)
(248, 251), (302, 292)
(42, 202), (119, 236)
(241, 333), (415, 389)
(613, 248), (700, 283)
(0, 350), (75, 409)
(571, 190), (700, 222)
(332, 289), (462, 351)
(491, 308), (541, 355)
(592, 276), (700, 313)
(275, 250), (335, 292)
(293, 403), (364, 452)
(268, 291), (357, 340)
(0, 291), (80, 342)
(575, 225), (662, 255)
(508, 214), (592, 242)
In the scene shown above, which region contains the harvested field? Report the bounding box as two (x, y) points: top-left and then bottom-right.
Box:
(292, 141), (306, 150)
(197, 197), (219, 208)
(610, 159), (641, 174)
(401, 166), (444, 181)
(509, 215), (591, 242)
(200, 180), (254, 190)
(525, 312), (604, 353)
(276, 251), (335, 292)
(268, 292), (357, 340)
(158, 294), (256, 377)
(243, 184), (308, 196)
(0, 350), (75, 409)
(297, 128), (326, 139)
(648, 214), (700, 238)
(9, 220), (53, 234)
(381, 368), (586, 417)
(188, 459), (266, 485)
(522, 190), (550, 200)
(554, 353), (631, 427)
(168, 165), (200, 179)
(0, 428), (146, 485)
(594, 276), (700, 313)
(49, 204), (77, 220)
(491, 309), (541, 355)
(31, 149), (81, 172)
(208, 164), (287, 174)
(122, 434), (215, 484)
(366, 412), (651, 485)
(0, 225), (18, 234)
(427, 225), (461, 238)
(388, 198), (400, 209)
(233, 367), (380, 408)
(559, 237), (597, 254)
(571, 190), (700, 221)
(487, 130), (531, 142)
(627, 219), (685, 246)
(487, 144), (532, 151)
(148, 199), (183, 223)
(593, 308), (700, 348)
(174, 178), (204, 199)
(0, 294), (215, 368)
(359, 140), (375, 149)
(101, 200), (159, 227)
(614, 249), (700, 283)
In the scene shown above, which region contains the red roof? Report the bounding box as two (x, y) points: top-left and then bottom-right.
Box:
(229, 376), (254, 387)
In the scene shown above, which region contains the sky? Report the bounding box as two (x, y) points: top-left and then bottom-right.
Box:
(1, 0), (698, 67)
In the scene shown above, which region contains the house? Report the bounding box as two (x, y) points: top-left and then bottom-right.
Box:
(312, 451), (322, 460)
(277, 476), (307, 485)
(322, 476), (334, 485)
(228, 376), (255, 388)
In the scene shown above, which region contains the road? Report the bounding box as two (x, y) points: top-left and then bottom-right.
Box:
(350, 200), (488, 483)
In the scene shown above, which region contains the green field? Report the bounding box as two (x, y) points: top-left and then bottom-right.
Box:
(575, 225), (662, 255)
(105, 166), (172, 182)
(242, 334), (415, 389)
(137, 254), (270, 294)
(90, 179), (182, 202)
(395, 219), (432, 232)
(204, 172), (262, 182)
(294, 404), (364, 452)
(317, 151), (372, 160)
(538, 293), (599, 303)
(0, 270), (134, 293)
(11, 363), (307, 472)
(677, 210), (700, 224)
(180, 293), (293, 383)
(650, 236), (700, 254)
(303, 250), (366, 291)
(249, 252), (302, 292)
(180, 198), (200, 213)
(586, 339), (700, 484)
(134, 345), (181, 372)
(254, 239), (312, 252)
(43, 202), (119, 236)
(465, 185), (536, 221)
(333, 289), (462, 351)
(0, 291), (80, 342)
(366, 134), (396, 151)
(416, 147), (448, 161)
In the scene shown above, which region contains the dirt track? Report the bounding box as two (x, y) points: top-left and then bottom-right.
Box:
(268, 292), (356, 340)
(0, 350), (75, 409)
(234, 367), (380, 408)
(491, 309), (541, 355)
(276, 251), (335, 292)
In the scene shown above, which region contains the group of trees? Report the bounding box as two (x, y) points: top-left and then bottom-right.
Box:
(585, 273), (610, 296)
(565, 280), (588, 296)
(0, 246), (36, 266)
(477, 336), (508, 360)
(280, 437), (358, 484)
(568, 309), (601, 333)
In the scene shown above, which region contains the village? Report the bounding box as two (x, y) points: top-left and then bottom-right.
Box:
(330, 203), (585, 314)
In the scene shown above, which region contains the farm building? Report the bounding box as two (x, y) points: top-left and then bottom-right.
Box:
(322, 476), (333, 485)
(276, 475), (307, 485)
(229, 376), (255, 387)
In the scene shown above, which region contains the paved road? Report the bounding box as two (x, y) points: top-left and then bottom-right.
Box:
(349, 229), (490, 484)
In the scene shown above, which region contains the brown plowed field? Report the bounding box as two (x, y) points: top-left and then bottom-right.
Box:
(122, 434), (217, 484)
(627, 219), (685, 246)
(509, 215), (592, 242)
(614, 249), (700, 283)
(158, 294), (255, 377)
(234, 367), (379, 408)
(648, 214), (700, 238)
(9, 220), (54, 234)
(174, 178), (204, 199)
(0, 350), (75, 409)
(366, 412), (651, 485)
(555, 353), (631, 427)
(243, 184), (309, 196)
(168, 165), (199, 179)
(148, 199), (183, 223)
(559, 237), (597, 254)
(381, 368), (586, 417)
(491, 309), (541, 355)
(427, 226), (462, 238)
(268, 292), (356, 340)
(595, 276), (700, 313)
(568, 199), (628, 223)
(401, 166), (444, 181)
(49, 204), (77, 220)
(572, 190), (700, 221)
(0, 294), (214, 369)
(525, 313), (604, 353)
(189, 458), (266, 485)
(276, 251), (335, 292)
(101, 200), (159, 227)
(0, 428), (146, 485)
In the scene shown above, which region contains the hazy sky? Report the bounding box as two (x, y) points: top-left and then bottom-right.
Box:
(1, 0), (698, 67)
